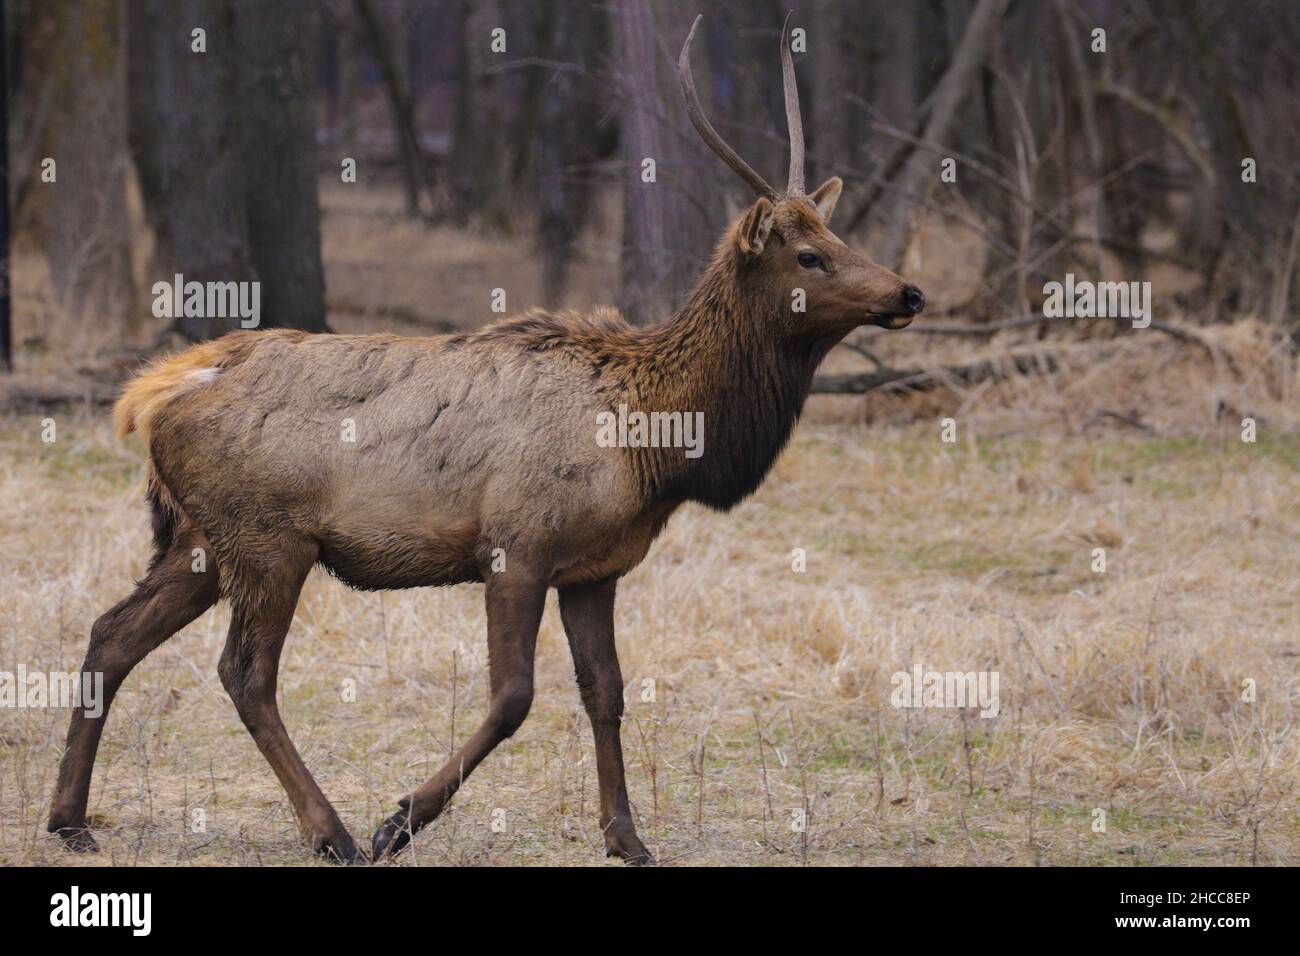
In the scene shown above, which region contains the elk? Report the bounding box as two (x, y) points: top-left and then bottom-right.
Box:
(48, 15), (923, 865)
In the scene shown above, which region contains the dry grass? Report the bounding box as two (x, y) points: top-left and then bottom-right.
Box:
(1, 396), (1296, 866)
(2, 186), (1297, 866)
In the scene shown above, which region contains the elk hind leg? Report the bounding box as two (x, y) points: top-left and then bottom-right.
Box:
(217, 543), (364, 864)
(48, 527), (219, 850)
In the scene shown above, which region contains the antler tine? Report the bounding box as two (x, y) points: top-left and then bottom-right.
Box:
(780, 12), (805, 196)
(678, 15), (778, 201)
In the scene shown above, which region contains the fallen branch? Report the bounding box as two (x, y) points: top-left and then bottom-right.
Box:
(852, 313), (1226, 362)
(823, 311), (1233, 396)
(812, 350), (1061, 395)
(2, 377), (118, 411)
(1081, 410), (1156, 434)
(838, 338), (889, 368)
(874, 313), (1043, 336)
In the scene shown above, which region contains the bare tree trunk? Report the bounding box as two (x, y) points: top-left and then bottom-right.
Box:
(847, 0), (1011, 268)
(0, 1), (10, 370)
(1051, 0), (1105, 277)
(45, 0), (133, 315)
(339, 2), (360, 146)
(320, 3), (342, 142)
(234, 0), (327, 333)
(869, 0), (917, 137)
(730, 8), (785, 197)
(973, 44), (1016, 313)
(126, 0), (167, 273)
(537, 0), (601, 307)
(808, 0), (847, 187)
(448, 0), (510, 227)
(1096, 88), (1147, 278)
(353, 0), (431, 218)
(9, 0), (60, 230)
(1169, 0), (1267, 312)
(615, 0), (673, 325)
(150, 0), (252, 341)
(614, 0), (719, 326)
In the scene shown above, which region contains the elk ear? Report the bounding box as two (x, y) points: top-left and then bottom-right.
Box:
(736, 197), (776, 256)
(809, 176), (843, 224)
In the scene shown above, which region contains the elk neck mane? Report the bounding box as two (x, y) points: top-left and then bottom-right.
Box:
(631, 245), (830, 511)
(477, 237), (839, 513)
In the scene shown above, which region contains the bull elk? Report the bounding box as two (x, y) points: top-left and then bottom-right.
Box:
(48, 15), (923, 864)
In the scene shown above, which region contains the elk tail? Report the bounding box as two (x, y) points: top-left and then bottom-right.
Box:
(114, 332), (264, 564)
(114, 334), (258, 442)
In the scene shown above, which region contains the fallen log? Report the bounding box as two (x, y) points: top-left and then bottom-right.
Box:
(858, 313), (1219, 355)
(820, 313), (1233, 395)
(1, 377), (118, 412)
(812, 350), (1061, 395)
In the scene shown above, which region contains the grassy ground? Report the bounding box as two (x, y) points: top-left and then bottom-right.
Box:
(1, 410), (1296, 866)
(2, 185), (1297, 866)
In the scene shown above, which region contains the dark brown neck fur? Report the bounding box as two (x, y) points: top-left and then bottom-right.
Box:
(470, 242), (845, 512)
(620, 247), (837, 511)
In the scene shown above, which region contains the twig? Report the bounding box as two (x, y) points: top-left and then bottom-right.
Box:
(838, 337), (889, 368)
(813, 350), (1062, 396)
(1081, 410), (1157, 434)
(752, 710), (774, 846)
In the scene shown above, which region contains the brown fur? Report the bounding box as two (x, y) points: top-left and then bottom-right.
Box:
(53, 25), (923, 863)
(115, 198), (914, 613)
(115, 333), (267, 441)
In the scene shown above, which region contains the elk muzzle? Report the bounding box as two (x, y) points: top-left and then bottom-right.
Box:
(870, 283), (926, 330)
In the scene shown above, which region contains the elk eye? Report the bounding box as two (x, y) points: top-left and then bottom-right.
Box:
(797, 251), (823, 270)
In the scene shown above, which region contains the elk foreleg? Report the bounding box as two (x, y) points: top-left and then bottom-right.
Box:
(371, 571), (546, 860)
(558, 578), (651, 864)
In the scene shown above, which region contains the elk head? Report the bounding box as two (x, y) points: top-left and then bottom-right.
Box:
(679, 15), (925, 335)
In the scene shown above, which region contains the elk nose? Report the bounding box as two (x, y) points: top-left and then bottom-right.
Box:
(902, 285), (926, 315)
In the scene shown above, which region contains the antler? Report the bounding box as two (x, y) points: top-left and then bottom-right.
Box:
(779, 12), (805, 196)
(678, 15), (778, 201)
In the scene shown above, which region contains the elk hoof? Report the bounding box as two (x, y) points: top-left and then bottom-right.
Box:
(313, 829), (366, 865)
(52, 825), (99, 854)
(371, 800), (413, 861)
(604, 822), (653, 865)
(606, 844), (655, 866)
